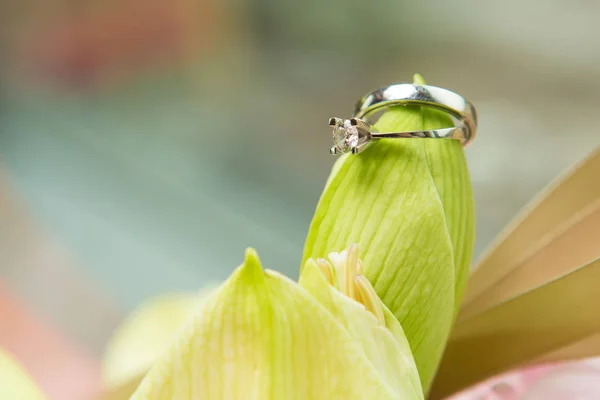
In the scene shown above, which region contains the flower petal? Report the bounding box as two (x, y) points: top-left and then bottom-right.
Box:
(432, 149), (600, 398)
(415, 75), (475, 311)
(522, 363), (600, 400)
(131, 249), (414, 400)
(102, 292), (211, 390)
(432, 257), (600, 398)
(0, 348), (47, 400)
(463, 148), (600, 309)
(299, 259), (423, 399)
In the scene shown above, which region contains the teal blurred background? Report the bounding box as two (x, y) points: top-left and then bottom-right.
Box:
(1, 0), (600, 352)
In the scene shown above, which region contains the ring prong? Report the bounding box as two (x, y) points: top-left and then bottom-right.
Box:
(352, 118), (370, 131)
(353, 141), (370, 154)
(330, 146), (338, 155)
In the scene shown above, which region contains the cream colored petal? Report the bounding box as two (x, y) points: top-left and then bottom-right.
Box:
(103, 291), (213, 390)
(0, 348), (48, 400)
(463, 148), (600, 308)
(131, 249), (410, 400)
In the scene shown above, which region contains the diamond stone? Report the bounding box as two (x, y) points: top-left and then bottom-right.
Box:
(333, 120), (360, 153)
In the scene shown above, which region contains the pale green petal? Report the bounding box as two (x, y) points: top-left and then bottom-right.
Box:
(0, 348), (47, 400)
(302, 75), (475, 391)
(103, 291), (213, 390)
(131, 249), (411, 400)
(392, 74), (475, 310)
(299, 259), (423, 399)
(417, 80), (475, 311)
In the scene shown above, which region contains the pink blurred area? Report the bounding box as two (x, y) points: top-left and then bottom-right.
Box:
(0, 174), (119, 399)
(450, 361), (600, 400)
(0, 286), (101, 400)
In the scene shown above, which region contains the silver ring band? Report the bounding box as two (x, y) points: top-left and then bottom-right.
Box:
(353, 84), (477, 147)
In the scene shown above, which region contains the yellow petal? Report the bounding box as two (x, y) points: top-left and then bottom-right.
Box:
(354, 274), (386, 326)
(102, 291), (213, 390)
(0, 348), (47, 400)
(131, 249), (420, 399)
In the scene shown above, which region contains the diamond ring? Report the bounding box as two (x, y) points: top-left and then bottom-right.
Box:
(329, 84), (477, 155)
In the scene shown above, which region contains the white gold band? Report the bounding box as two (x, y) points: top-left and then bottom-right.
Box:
(328, 84), (478, 155)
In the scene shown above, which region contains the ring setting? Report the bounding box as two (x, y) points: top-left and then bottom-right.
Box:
(328, 83), (478, 155)
(329, 117), (372, 155)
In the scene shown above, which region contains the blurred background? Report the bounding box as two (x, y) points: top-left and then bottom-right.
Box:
(1, 0), (599, 386)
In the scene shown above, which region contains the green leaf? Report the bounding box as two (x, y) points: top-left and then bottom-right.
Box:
(302, 74), (475, 391)
(131, 249), (421, 400)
